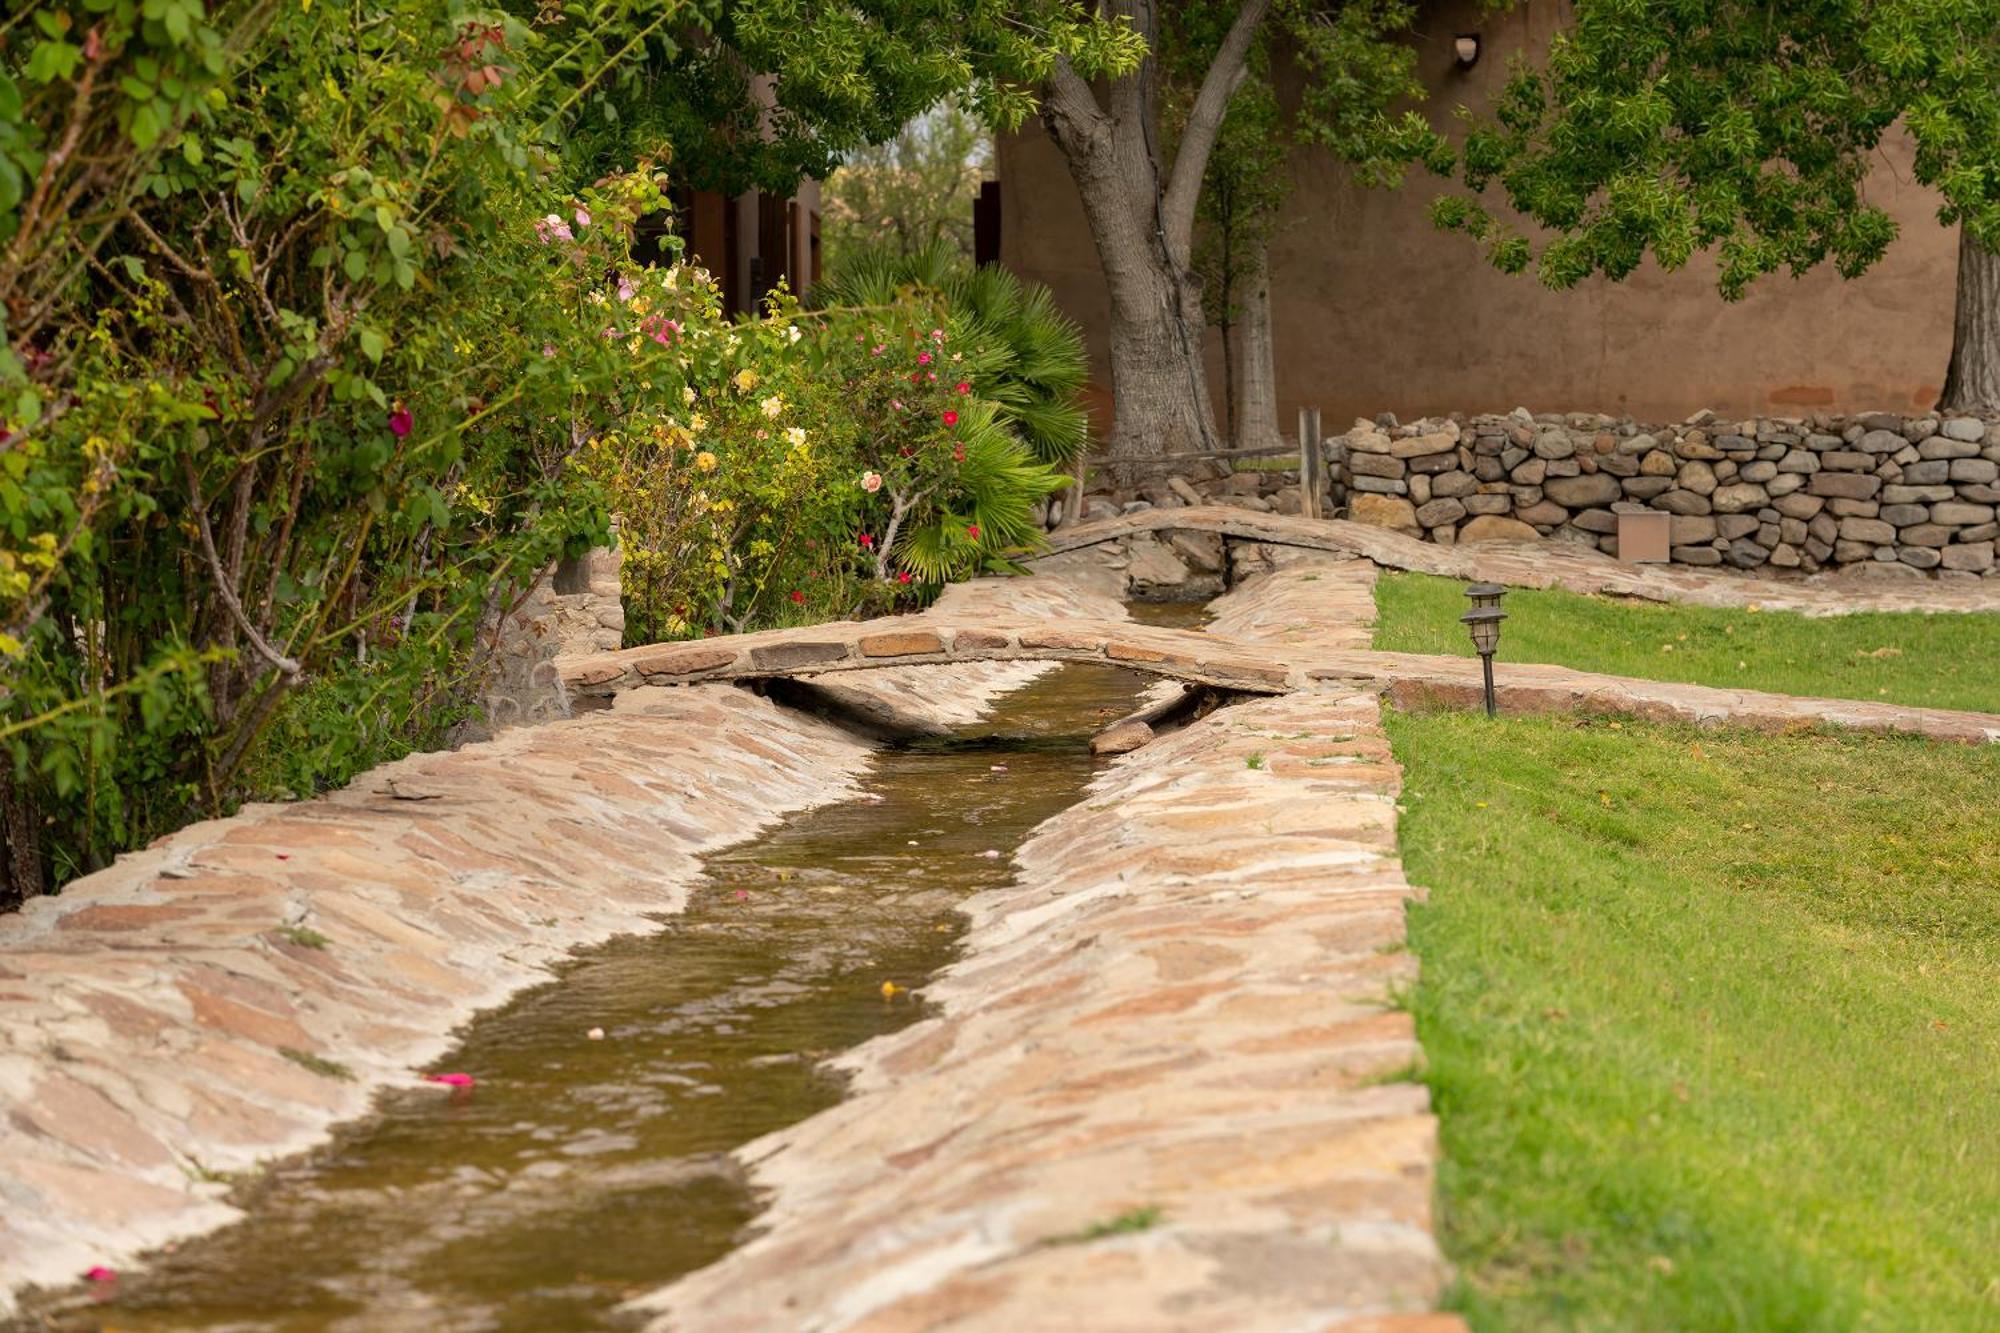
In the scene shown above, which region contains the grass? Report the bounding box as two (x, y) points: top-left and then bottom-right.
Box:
(1044, 1206), (1165, 1246)
(1386, 707), (2000, 1331)
(1372, 572), (2000, 714)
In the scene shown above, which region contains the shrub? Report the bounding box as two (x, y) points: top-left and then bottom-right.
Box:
(580, 259), (1067, 641)
(0, 2), (666, 895)
(814, 240), (1091, 470)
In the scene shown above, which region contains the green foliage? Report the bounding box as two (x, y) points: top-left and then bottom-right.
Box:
(815, 241), (1091, 469)
(0, 0), (1126, 896)
(571, 0), (1146, 195)
(1, 0), (649, 883)
(822, 98), (991, 271)
(1389, 707), (2000, 1329)
(1435, 0), (2000, 297)
(1372, 572), (2000, 713)
(585, 257), (1067, 642)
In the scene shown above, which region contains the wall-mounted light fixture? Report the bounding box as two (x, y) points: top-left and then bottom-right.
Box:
(1454, 33), (1481, 70)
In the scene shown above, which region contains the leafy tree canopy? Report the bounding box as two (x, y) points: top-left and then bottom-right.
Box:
(576, 0), (1145, 194)
(1431, 0), (2000, 298)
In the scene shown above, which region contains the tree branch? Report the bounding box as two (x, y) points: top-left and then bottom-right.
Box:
(1161, 0), (1273, 256)
(182, 455), (302, 679)
(1040, 54), (1110, 159)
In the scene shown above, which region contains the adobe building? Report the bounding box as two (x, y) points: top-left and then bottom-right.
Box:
(667, 179), (823, 316)
(993, 0), (1958, 429)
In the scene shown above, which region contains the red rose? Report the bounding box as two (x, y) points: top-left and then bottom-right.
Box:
(942, 409), (959, 427)
(966, 524), (980, 540)
(955, 382), (970, 394)
(388, 405), (413, 438)
(897, 571), (912, 584)
(789, 589), (805, 604)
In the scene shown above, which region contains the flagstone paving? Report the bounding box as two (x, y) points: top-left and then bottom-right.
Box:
(0, 585), (1086, 1309)
(631, 564), (1461, 1333)
(6, 521), (1997, 1323)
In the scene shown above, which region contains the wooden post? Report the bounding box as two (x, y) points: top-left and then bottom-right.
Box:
(1298, 406), (1324, 520)
(1060, 449), (1086, 528)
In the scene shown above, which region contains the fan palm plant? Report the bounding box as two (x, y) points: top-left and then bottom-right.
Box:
(815, 240), (1091, 470)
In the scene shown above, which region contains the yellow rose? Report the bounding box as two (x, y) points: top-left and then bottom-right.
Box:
(735, 368), (758, 392)
(696, 451), (718, 473)
(785, 426), (808, 447)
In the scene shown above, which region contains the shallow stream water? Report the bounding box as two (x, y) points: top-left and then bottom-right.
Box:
(24, 658), (1156, 1332)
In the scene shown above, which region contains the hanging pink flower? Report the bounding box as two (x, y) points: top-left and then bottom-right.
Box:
(617, 275), (636, 302)
(941, 409), (959, 427)
(860, 471), (883, 493)
(955, 381), (971, 394)
(425, 1072), (475, 1088)
(84, 1267), (116, 1283)
(388, 405), (413, 438)
(917, 352), (932, 365)
(930, 328), (946, 343)
(573, 205), (592, 228)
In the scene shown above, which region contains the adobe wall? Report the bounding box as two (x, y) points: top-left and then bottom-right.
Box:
(997, 0), (1959, 427)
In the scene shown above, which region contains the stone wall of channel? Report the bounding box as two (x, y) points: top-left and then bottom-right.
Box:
(1335, 410), (2000, 577)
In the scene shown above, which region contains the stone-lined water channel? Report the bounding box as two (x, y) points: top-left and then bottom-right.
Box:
(24, 662), (1153, 1332)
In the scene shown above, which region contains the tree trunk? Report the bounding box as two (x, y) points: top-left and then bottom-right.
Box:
(1940, 228), (2000, 414)
(1099, 248), (1221, 476)
(0, 768), (43, 913)
(1228, 240), (1286, 453)
(1036, 0), (1272, 480)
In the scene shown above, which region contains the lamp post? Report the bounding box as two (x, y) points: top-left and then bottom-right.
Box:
(1460, 584), (1507, 717)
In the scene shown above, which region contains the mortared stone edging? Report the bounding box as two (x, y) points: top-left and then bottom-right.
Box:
(631, 567), (1465, 1332)
(0, 579), (1102, 1311)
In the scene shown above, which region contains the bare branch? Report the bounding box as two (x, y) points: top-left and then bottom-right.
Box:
(182, 455), (302, 679)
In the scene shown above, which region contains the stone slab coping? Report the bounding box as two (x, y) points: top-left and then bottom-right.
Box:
(561, 615), (1307, 698)
(1312, 652), (2000, 744)
(1034, 507), (2000, 616)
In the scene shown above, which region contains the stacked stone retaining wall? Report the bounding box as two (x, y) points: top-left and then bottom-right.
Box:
(1333, 409), (2000, 577)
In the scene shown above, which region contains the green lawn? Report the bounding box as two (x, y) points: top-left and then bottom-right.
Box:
(1387, 708), (2000, 1331)
(1372, 572), (2000, 714)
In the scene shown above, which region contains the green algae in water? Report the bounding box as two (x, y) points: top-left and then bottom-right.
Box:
(30, 662), (1150, 1333)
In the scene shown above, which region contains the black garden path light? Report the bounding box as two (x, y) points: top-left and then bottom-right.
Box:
(1460, 583), (1508, 717)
